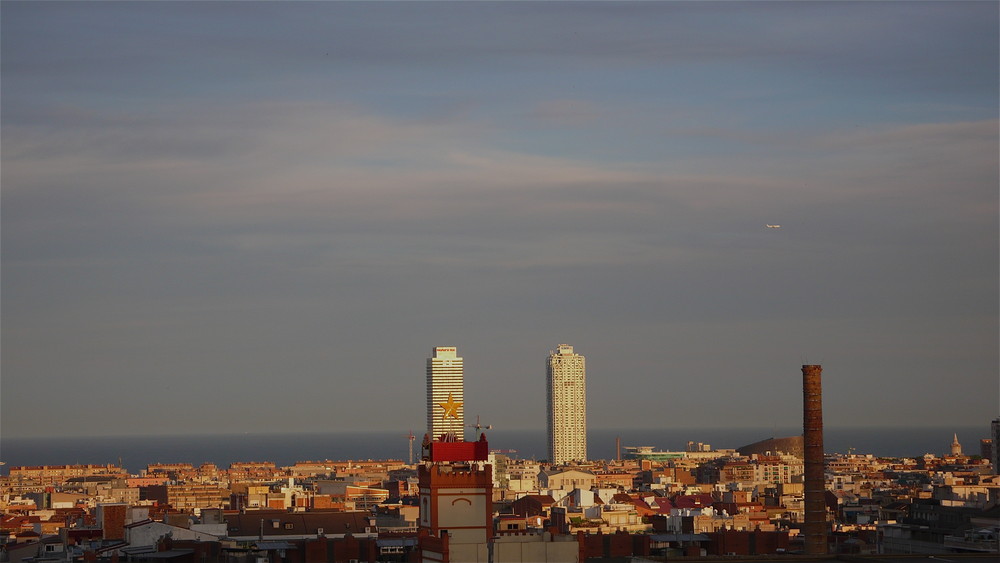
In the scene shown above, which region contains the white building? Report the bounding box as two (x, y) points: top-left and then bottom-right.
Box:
(546, 344), (587, 463)
(538, 468), (595, 492)
(506, 460), (542, 494)
(426, 346), (464, 440)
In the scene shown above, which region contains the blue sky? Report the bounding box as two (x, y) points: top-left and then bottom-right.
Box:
(2, 1), (997, 439)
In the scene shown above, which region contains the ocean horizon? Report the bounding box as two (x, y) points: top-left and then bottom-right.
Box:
(1, 425), (989, 475)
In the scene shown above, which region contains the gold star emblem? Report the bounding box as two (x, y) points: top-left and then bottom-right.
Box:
(438, 393), (462, 419)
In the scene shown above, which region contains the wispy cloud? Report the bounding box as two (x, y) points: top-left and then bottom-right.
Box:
(3, 1), (996, 438)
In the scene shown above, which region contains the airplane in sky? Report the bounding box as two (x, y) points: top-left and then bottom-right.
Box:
(765, 224), (781, 229)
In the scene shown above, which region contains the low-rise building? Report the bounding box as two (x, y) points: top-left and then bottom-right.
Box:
(538, 469), (594, 491)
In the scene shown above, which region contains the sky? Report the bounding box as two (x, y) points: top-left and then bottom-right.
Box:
(2, 1), (997, 440)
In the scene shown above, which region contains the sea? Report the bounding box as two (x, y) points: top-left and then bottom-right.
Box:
(0, 426), (988, 475)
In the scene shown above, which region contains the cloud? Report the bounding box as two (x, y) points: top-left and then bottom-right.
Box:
(525, 99), (604, 126)
(3, 2), (996, 438)
(5, 96), (995, 277)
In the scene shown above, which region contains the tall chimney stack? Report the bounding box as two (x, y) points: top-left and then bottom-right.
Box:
(802, 364), (827, 555)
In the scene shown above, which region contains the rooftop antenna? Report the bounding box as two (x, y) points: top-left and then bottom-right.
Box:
(468, 415), (493, 439)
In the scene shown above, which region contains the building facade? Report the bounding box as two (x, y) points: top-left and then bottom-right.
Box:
(418, 436), (492, 563)
(546, 344), (587, 463)
(7, 464), (125, 489)
(426, 346), (465, 441)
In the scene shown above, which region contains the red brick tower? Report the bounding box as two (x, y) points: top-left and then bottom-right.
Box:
(802, 365), (827, 555)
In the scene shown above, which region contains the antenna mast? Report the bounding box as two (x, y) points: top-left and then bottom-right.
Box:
(468, 415), (493, 439)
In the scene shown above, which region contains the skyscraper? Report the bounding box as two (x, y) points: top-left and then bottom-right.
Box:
(991, 418), (1000, 471)
(546, 344), (587, 463)
(426, 346), (464, 441)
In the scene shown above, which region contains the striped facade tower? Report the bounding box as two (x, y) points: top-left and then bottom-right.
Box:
(546, 344), (587, 464)
(426, 347), (464, 441)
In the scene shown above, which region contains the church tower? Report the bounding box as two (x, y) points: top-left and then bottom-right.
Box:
(950, 433), (962, 456)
